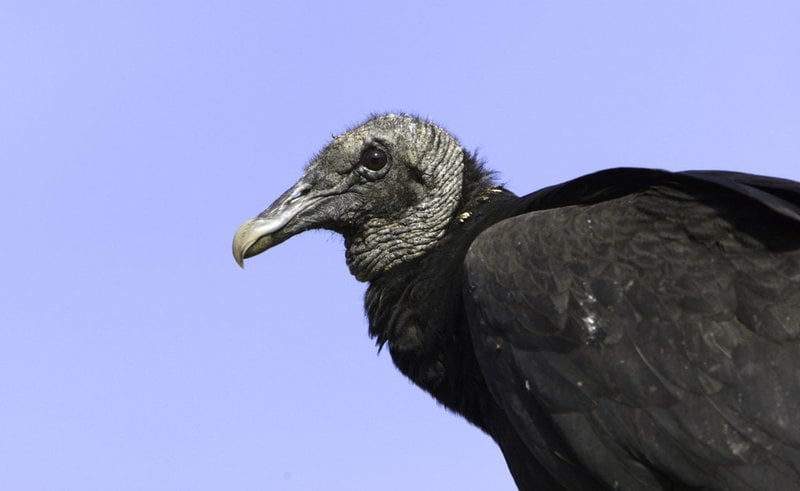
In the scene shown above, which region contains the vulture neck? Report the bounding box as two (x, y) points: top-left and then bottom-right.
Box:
(363, 154), (518, 429)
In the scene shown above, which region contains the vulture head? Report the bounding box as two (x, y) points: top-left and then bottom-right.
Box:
(233, 113), (475, 281)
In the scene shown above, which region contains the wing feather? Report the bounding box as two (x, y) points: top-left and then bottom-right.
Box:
(464, 180), (800, 489)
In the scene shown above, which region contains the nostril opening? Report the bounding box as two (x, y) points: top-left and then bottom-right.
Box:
(290, 185), (311, 201)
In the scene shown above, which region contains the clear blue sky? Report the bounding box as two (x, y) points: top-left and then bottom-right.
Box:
(2, 2), (798, 490)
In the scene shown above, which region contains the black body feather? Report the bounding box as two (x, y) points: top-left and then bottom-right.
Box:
(366, 157), (800, 489)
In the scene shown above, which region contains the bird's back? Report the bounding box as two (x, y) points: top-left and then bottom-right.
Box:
(464, 169), (800, 489)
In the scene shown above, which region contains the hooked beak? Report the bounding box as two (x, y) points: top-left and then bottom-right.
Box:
(232, 180), (319, 267)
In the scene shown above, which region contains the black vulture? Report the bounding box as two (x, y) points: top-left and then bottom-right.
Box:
(232, 113), (800, 490)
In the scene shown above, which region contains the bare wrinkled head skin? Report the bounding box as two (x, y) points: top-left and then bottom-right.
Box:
(232, 113), (466, 281)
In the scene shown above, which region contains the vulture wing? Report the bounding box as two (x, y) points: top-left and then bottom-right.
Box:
(463, 170), (800, 489)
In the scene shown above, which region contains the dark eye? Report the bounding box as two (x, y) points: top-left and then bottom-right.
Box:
(360, 146), (388, 171)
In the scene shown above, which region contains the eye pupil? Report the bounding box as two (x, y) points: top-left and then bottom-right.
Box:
(361, 147), (388, 171)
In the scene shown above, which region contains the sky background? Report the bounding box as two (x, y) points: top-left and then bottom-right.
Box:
(2, 2), (799, 490)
